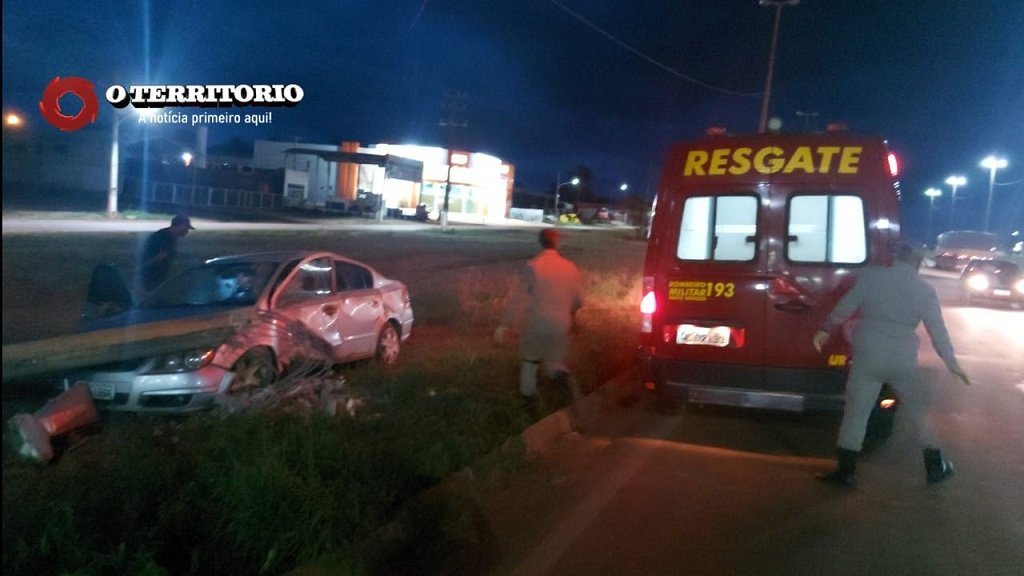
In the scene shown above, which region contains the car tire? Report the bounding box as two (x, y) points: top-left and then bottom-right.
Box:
(375, 323), (401, 365)
(230, 347), (278, 391)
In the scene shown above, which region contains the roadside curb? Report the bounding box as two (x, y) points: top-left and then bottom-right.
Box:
(288, 376), (634, 575)
(520, 379), (619, 455)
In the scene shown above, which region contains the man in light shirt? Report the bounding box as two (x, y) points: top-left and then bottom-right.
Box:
(495, 228), (584, 414)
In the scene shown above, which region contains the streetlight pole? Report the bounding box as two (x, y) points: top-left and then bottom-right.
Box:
(758, 0), (799, 134)
(107, 113), (122, 217)
(925, 188), (942, 246)
(980, 156), (1007, 232)
(441, 150), (453, 231)
(553, 173), (579, 222)
(107, 108), (155, 217)
(181, 151), (197, 201)
(944, 175), (965, 232)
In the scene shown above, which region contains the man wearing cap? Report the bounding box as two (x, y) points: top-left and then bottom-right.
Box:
(137, 215), (195, 293)
(495, 228), (584, 413)
(813, 242), (971, 488)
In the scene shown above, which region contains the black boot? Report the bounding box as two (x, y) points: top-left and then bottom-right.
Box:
(548, 370), (575, 409)
(520, 394), (543, 421)
(923, 448), (955, 485)
(817, 448), (858, 488)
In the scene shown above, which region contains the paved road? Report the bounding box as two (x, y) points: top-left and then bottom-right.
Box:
(1, 212), (600, 235)
(457, 274), (1024, 576)
(2, 214), (440, 234)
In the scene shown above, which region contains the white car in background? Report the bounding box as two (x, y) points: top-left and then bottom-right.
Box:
(69, 251), (414, 413)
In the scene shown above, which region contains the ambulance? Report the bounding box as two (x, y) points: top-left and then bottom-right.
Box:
(638, 131), (902, 434)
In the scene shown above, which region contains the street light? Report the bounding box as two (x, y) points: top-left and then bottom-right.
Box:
(758, 0), (800, 134)
(944, 175), (965, 231)
(620, 183), (629, 193)
(980, 156), (1007, 232)
(924, 187), (942, 245)
(553, 173), (579, 221)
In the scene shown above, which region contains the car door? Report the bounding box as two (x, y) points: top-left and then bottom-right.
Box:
(655, 192), (768, 390)
(273, 256), (346, 356)
(332, 259), (384, 360)
(764, 189), (868, 397)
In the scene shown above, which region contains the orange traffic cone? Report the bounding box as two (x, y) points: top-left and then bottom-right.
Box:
(7, 382), (99, 464)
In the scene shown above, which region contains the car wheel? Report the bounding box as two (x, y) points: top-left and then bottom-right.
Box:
(230, 347), (278, 392)
(375, 323), (401, 365)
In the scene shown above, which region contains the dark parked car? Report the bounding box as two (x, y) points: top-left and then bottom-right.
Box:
(959, 258), (1024, 308)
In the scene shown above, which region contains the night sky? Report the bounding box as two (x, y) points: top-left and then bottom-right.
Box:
(3, 1), (1022, 242)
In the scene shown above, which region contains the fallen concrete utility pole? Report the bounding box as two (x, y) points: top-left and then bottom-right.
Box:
(2, 311), (253, 383)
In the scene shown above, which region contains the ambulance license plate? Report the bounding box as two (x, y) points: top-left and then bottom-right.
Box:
(676, 324), (730, 347)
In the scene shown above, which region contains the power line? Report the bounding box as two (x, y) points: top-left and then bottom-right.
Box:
(548, 0), (761, 97)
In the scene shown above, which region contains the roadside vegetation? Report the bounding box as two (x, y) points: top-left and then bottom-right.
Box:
(2, 223), (645, 575)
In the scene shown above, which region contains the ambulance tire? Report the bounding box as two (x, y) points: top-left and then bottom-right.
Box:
(640, 389), (679, 415)
(862, 386), (898, 453)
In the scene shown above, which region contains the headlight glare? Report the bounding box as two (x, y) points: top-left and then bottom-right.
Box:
(966, 274), (989, 292)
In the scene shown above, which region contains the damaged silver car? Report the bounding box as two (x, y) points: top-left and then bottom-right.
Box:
(67, 251), (414, 413)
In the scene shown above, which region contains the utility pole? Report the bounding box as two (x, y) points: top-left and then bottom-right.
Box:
(758, 0), (800, 133)
(439, 90), (468, 231)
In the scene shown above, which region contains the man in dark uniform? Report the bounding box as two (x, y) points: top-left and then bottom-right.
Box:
(138, 215), (195, 293)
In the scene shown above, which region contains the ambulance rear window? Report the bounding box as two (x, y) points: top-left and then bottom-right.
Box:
(786, 194), (867, 264)
(676, 194), (758, 262)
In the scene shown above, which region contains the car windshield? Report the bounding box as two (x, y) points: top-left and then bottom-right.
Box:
(968, 261), (1020, 276)
(140, 261), (279, 309)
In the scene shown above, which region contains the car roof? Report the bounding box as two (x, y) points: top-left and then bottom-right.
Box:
(204, 250), (343, 265)
(202, 251), (384, 279)
(965, 258), (1020, 270)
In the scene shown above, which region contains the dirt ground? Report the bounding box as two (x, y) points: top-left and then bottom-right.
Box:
(2, 222), (645, 345)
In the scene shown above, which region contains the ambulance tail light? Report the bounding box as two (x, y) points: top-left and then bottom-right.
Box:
(640, 275), (657, 333)
(887, 153), (900, 178)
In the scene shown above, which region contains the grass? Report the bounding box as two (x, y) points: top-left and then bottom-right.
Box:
(2, 224), (646, 574)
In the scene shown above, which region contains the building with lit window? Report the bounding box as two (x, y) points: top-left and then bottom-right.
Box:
(252, 140), (515, 222)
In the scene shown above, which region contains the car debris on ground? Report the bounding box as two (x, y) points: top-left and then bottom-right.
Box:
(7, 382), (99, 464)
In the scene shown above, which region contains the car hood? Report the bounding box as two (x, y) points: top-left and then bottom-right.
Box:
(81, 304), (253, 333)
